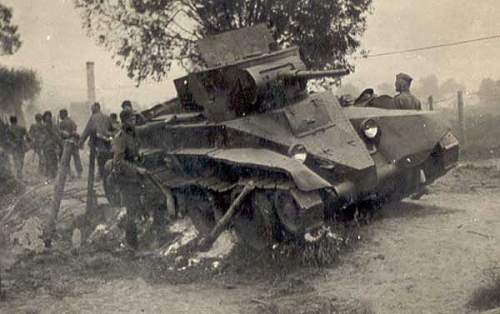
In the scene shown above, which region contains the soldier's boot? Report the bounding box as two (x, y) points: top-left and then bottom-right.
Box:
(125, 225), (139, 251)
(125, 209), (139, 250)
(152, 205), (171, 247)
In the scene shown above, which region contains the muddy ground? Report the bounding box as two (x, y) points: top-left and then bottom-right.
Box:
(2, 155), (500, 313)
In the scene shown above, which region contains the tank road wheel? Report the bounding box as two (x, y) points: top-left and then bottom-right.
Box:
(275, 192), (302, 236)
(233, 191), (275, 251)
(186, 190), (221, 236)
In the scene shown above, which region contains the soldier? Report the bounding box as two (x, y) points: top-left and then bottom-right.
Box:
(0, 118), (11, 176)
(394, 73), (422, 110)
(121, 100), (147, 125)
(7, 116), (29, 179)
(112, 109), (147, 250)
(42, 111), (62, 179)
(59, 109), (83, 178)
(121, 100), (133, 113)
(29, 113), (47, 175)
(109, 113), (121, 135)
(79, 102), (113, 180)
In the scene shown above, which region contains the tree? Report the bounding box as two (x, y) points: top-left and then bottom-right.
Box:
(414, 74), (440, 100)
(0, 3), (21, 55)
(74, 0), (373, 83)
(0, 67), (41, 117)
(439, 78), (464, 96)
(477, 78), (498, 105)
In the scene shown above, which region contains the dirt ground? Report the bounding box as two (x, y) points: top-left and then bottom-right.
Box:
(2, 156), (500, 313)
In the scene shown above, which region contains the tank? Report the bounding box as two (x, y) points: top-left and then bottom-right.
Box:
(105, 25), (459, 250)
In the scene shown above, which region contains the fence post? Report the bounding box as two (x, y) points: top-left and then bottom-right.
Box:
(457, 90), (466, 152)
(428, 95), (434, 111)
(86, 135), (97, 215)
(45, 140), (73, 244)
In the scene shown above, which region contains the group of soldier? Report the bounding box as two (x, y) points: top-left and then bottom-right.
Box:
(0, 99), (149, 249)
(0, 111), (67, 181)
(79, 100), (148, 250)
(0, 101), (132, 183)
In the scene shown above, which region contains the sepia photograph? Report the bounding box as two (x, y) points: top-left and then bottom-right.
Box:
(0, 0), (499, 313)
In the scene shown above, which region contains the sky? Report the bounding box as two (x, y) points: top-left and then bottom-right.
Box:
(3, 0), (500, 112)
(345, 0), (500, 90)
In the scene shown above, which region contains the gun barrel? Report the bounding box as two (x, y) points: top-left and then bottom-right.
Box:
(292, 69), (350, 80)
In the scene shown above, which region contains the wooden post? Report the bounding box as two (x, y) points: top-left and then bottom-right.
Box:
(198, 182), (255, 251)
(86, 62), (96, 103)
(428, 95), (434, 111)
(46, 140), (73, 241)
(457, 90), (466, 150)
(86, 135), (97, 214)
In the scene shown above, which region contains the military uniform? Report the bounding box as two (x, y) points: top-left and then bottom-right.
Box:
(394, 73), (422, 110)
(7, 124), (29, 179)
(43, 120), (62, 179)
(110, 119), (121, 135)
(59, 116), (83, 177)
(394, 91), (422, 110)
(80, 111), (113, 179)
(0, 120), (11, 177)
(112, 126), (142, 249)
(29, 121), (47, 174)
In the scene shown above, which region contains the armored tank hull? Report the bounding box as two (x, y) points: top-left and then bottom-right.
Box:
(104, 25), (459, 250)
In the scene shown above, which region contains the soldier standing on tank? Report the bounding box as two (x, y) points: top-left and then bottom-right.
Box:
(29, 113), (47, 175)
(59, 109), (83, 179)
(79, 102), (113, 180)
(42, 111), (62, 179)
(394, 73), (422, 110)
(112, 109), (148, 250)
(7, 116), (30, 180)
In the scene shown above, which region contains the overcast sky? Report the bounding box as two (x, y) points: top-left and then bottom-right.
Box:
(2, 0), (500, 111)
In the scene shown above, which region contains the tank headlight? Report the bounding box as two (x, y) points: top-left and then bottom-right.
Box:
(293, 152), (307, 162)
(288, 144), (308, 163)
(361, 119), (380, 139)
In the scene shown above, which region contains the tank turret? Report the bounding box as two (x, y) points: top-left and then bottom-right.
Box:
(179, 44), (349, 122)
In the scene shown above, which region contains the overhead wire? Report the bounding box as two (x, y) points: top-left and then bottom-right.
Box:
(29, 33), (500, 92)
(364, 34), (500, 58)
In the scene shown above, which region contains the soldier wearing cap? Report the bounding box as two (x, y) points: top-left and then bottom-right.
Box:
(42, 111), (63, 179)
(121, 100), (147, 125)
(7, 116), (30, 179)
(394, 73), (422, 110)
(112, 109), (148, 250)
(80, 102), (114, 179)
(29, 113), (47, 174)
(109, 113), (121, 135)
(0, 118), (12, 177)
(59, 109), (83, 178)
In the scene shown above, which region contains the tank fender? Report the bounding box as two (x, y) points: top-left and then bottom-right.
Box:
(173, 148), (332, 192)
(375, 113), (452, 165)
